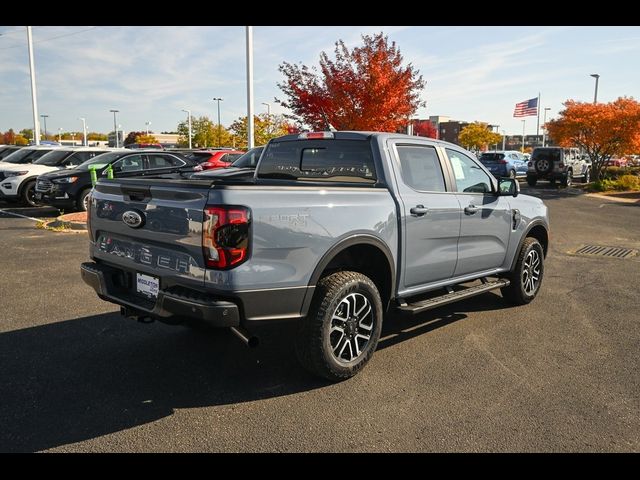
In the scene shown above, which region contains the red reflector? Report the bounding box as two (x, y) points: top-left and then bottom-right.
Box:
(203, 205), (250, 270)
(298, 132), (334, 140)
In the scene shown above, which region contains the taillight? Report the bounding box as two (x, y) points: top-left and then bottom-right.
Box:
(202, 205), (251, 269)
(558, 163), (564, 169)
(528, 161), (532, 167)
(499, 159), (508, 164)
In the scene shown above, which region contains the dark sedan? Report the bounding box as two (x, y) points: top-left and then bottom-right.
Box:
(36, 149), (200, 212)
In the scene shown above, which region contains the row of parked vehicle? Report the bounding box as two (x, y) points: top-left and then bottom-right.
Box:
(0, 144), (265, 211)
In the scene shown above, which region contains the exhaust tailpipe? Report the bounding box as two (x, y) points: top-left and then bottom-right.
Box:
(230, 326), (259, 348)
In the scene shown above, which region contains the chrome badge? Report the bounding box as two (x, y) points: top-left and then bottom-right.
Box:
(122, 210), (144, 228)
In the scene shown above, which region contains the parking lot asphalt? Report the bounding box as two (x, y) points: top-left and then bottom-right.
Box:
(0, 186), (639, 452)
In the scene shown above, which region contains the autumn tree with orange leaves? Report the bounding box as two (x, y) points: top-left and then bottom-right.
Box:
(546, 97), (640, 181)
(277, 33), (425, 132)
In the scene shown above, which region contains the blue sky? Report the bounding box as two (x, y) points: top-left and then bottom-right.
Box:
(1, 26), (639, 137)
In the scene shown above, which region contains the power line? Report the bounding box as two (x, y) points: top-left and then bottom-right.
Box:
(0, 26), (100, 50)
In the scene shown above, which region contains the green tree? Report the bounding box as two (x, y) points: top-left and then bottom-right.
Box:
(458, 122), (502, 152)
(229, 114), (290, 149)
(177, 116), (232, 148)
(19, 128), (33, 142)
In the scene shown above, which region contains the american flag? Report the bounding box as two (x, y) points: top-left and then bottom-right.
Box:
(513, 97), (538, 117)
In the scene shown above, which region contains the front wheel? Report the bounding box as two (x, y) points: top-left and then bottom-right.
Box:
(295, 271), (383, 381)
(582, 169), (591, 183)
(76, 188), (92, 212)
(508, 169), (516, 179)
(501, 237), (544, 305)
(22, 180), (40, 207)
(561, 170), (572, 187)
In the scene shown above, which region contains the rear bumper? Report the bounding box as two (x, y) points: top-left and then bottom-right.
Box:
(527, 171), (567, 180)
(81, 261), (240, 327)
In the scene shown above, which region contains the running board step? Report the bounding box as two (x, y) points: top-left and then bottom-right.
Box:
(397, 279), (510, 315)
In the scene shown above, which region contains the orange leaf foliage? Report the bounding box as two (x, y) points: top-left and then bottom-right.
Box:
(277, 33), (425, 132)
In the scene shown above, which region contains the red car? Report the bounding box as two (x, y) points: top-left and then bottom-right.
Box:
(606, 158), (628, 167)
(188, 149), (245, 170)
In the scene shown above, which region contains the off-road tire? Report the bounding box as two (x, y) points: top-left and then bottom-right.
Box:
(295, 271), (383, 382)
(526, 175), (538, 187)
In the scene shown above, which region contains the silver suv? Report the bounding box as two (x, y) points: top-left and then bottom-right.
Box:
(527, 147), (591, 187)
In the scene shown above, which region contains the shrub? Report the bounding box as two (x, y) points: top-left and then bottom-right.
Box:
(617, 174), (640, 191)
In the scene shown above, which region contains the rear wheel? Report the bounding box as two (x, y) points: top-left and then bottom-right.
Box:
(509, 169), (516, 179)
(501, 237), (544, 305)
(526, 175), (538, 187)
(295, 271), (383, 381)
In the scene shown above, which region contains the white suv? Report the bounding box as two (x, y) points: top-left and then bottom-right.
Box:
(0, 147), (110, 206)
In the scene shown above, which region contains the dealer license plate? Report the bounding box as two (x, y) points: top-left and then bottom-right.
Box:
(136, 273), (159, 298)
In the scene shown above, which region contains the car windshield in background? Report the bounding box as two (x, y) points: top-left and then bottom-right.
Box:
(479, 153), (505, 162)
(232, 146), (264, 168)
(532, 149), (561, 161)
(33, 150), (72, 166)
(258, 140), (376, 183)
(76, 152), (123, 171)
(2, 148), (39, 164)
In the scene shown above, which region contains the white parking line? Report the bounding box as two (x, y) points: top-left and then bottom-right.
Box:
(0, 208), (43, 222)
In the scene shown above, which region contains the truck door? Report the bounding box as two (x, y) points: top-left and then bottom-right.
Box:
(444, 148), (511, 276)
(390, 142), (461, 292)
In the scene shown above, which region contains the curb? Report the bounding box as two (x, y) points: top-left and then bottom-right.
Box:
(584, 192), (640, 204)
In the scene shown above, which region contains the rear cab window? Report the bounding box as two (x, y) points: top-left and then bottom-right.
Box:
(258, 139), (377, 184)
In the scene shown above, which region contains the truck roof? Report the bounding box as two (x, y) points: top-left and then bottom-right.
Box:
(272, 130), (462, 149)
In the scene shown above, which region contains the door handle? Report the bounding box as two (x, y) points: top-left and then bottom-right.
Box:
(410, 205), (429, 216)
(464, 204), (479, 215)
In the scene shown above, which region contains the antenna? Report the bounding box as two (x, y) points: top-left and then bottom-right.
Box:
(319, 108), (337, 132)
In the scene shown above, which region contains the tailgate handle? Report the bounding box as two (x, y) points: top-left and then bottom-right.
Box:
(121, 186), (151, 203)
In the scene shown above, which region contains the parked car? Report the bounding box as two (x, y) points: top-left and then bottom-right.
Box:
(0, 145), (62, 203)
(605, 158), (628, 167)
(124, 143), (163, 150)
(192, 146), (265, 182)
(187, 149), (245, 170)
(0, 147), (110, 206)
(36, 149), (200, 212)
(478, 150), (528, 178)
(0, 144), (61, 165)
(0, 145), (23, 160)
(81, 131), (549, 381)
(526, 147), (591, 187)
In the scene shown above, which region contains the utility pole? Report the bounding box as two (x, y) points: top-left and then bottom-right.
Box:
(182, 110), (192, 149)
(40, 114), (49, 140)
(212, 98), (223, 147)
(502, 130), (506, 151)
(591, 74), (600, 103)
(145, 121), (151, 136)
(521, 120), (526, 153)
(26, 26), (41, 145)
(246, 26), (255, 149)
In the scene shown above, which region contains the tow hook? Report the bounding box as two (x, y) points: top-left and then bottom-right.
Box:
(120, 306), (155, 323)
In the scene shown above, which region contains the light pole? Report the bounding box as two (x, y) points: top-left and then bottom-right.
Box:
(181, 109), (192, 149)
(246, 26), (254, 149)
(261, 102), (271, 116)
(58, 127), (63, 142)
(590, 73), (600, 103)
(145, 121), (151, 136)
(521, 120), (526, 153)
(110, 109), (119, 147)
(493, 124), (499, 152)
(26, 27), (41, 145)
(40, 114), (49, 140)
(79, 117), (87, 146)
(212, 97), (223, 147)
(501, 130), (506, 151)
(542, 108), (551, 147)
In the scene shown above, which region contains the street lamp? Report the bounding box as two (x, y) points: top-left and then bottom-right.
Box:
(590, 74), (600, 104)
(109, 110), (119, 147)
(261, 102), (271, 116)
(542, 108), (551, 147)
(212, 97), (223, 147)
(145, 121), (151, 136)
(26, 27), (41, 145)
(501, 130), (506, 151)
(181, 109), (192, 149)
(493, 124), (499, 152)
(79, 117), (87, 146)
(40, 114), (49, 140)
(58, 127), (63, 142)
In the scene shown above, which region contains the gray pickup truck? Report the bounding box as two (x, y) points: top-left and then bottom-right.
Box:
(81, 132), (549, 381)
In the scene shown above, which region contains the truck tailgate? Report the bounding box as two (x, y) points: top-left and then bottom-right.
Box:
(90, 178), (213, 288)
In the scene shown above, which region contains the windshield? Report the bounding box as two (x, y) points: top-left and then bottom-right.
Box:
(33, 150), (73, 166)
(232, 146), (264, 168)
(2, 148), (40, 164)
(76, 152), (123, 171)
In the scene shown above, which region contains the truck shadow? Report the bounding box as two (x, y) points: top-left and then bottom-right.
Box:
(0, 292), (508, 452)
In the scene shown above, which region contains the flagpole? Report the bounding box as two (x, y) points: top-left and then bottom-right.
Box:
(536, 92), (541, 147)
(522, 119), (526, 153)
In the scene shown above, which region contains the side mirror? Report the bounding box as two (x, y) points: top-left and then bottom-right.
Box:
(498, 178), (519, 197)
